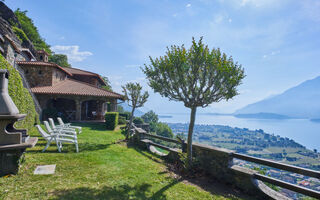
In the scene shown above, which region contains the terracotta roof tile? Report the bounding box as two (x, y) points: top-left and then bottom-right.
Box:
(4, 35), (20, 53)
(31, 79), (123, 99)
(37, 50), (49, 56)
(63, 67), (106, 85)
(17, 61), (72, 76)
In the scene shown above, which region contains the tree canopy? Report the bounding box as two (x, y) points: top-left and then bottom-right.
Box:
(141, 110), (159, 132)
(48, 54), (71, 67)
(143, 37), (245, 167)
(141, 110), (158, 124)
(102, 76), (112, 91)
(155, 122), (174, 138)
(122, 82), (149, 139)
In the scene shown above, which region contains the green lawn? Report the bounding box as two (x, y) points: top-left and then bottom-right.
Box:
(0, 123), (250, 200)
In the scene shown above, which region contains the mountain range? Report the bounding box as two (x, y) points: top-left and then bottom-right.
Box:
(235, 76), (320, 119)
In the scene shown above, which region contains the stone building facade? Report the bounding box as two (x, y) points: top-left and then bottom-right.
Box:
(0, 2), (123, 121)
(1, 30), (123, 122)
(16, 59), (123, 121)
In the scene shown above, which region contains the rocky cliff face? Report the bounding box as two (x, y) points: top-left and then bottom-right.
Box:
(0, 2), (37, 57)
(0, 2), (20, 26)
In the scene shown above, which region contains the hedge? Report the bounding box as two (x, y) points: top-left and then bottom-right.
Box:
(105, 112), (119, 130)
(118, 116), (126, 125)
(119, 112), (131, 120)
(133, 117), (144, 125)
(0, 54), (38, 130)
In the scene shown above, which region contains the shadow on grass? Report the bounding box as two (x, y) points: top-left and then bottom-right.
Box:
(126, 142), (164, 164)
(126, 141), (255, 200)
(27, 142), (112, 154)
(51, 182), (177, 200)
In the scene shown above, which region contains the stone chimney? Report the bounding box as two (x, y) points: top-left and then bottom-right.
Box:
(37, 50), (49, 62)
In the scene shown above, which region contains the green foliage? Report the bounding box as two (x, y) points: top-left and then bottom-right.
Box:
(175, 132), (186, 141)
(122, 82), (149, 139)
(133, 117), (144, 125)
(0, 123), (235, 200)
(122, 82), (149, 109)
(0, 54), (38, 130)
(118, 116), (126, 125)
(14, 9), (51, 54)
(48, 54), (70, 67)
(143, 37), (245, 108)
(156, 122), (174, 138)
(117, 105), (124, 113)
(149, 122), (157, 133)
(101, 76), (112, 91)
(141, 110), (158, 124)
(141, 110), (159, 132)
(119, 112), (131, 120)
(143, 37), (245, 166)
(12, 26), (28, 43)
(105, 112), (119, 130)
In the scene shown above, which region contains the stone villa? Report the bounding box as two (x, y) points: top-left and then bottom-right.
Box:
(1, 32), (123, 121)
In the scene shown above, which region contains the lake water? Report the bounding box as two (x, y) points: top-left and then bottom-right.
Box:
(159, 114), (320, 151)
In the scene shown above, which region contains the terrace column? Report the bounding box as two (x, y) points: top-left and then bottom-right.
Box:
(75, 100), (82, 121)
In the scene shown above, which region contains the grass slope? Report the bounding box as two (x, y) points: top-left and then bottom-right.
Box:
(0, 123), (248, 200)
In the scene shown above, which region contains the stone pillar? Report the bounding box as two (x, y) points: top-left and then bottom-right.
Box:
(75, 100), (82, 121)
(110, 99), (117, 112)
(97, 101), (104, 120)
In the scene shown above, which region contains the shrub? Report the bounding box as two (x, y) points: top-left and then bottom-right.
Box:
(0, 54), (38, 130)
(118, 116), (126, 125)
(156, 122), (174, 138)
(105, 112), (119, 130)
(141, 110), (158, 123)
(12, 26), (29, 43)
(133, 117), (144, 125)
(119, 111), (131, 120)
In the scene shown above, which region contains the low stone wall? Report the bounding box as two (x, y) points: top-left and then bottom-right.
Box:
(133, 128), (287, 199)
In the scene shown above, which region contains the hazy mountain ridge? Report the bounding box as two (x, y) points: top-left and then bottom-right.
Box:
(235, 76), (320, 119)
(119, 102), (144, 116)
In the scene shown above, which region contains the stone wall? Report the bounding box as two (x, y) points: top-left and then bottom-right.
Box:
(20, 65), (53, 87)
(134, 132), (283, 199)
(52, 68), (67, 85)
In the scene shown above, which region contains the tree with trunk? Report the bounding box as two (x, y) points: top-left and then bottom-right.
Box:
(142, 37), (245, 167)
(122, 82), (149, 140)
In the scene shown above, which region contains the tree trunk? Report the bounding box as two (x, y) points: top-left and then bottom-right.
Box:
(126, 106), (136, 140)
(187, 106), (197, 169)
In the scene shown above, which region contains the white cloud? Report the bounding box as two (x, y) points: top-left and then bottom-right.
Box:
(186, 3), (191, 8)
(214, 14), (224, 24)
(263, 50), (280, 59)
(228, 18), (232, 23)
(51, 45), (93, 62)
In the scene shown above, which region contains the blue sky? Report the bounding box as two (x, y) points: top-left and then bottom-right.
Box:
(7, 0), (320, 114)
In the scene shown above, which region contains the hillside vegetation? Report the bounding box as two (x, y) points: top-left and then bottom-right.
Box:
(0, 54), (38, 130)
(11, 9), (71, 67)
